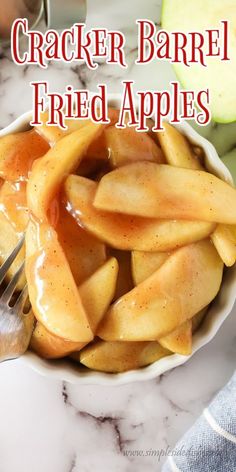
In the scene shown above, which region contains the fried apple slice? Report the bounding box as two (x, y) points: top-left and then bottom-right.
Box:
(30, 257), (118, 358)
(98, 240), (223, 341)
(50, 115), (163, 165)
(27, 123), (102, 221)
(132, 249), (193, 355)
(56, 205), (106, 285)
(25, 219), (93, 343)
(79, 257), (118, 333)
(35, 111), (91, 144)
(131, 250), (170, 285)
(79, 340), (170, 372)
(192, 307), (208, 333)
(158, 306), (209, 356)
(94, 162), (236, 224)
(131, 249), (192, 354)
(35, 109), (119, 147)
(158, 320), (192, 355)
(0, 181), (28, 289)
(30, 323), (86, 359)
(0, 211), (25, 289)
(0, 129), (49, 181)
(104, 126), (165, 167)
(211, 224), (236, 267)
(157, 122), (203, 169)
(156, 125), (236, 267)
(156, 125), (235, 268)
(157, 120), (236, 269)
(64, 175), (215, 251)
(0, 181), (29, 233)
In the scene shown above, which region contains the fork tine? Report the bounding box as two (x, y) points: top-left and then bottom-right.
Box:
(0, 262), (25, 304)
(14, 285), (29, 313)
(0, 236), (25, 285)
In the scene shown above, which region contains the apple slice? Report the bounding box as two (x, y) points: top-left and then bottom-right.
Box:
(211, 224), (236, 266)
(104, 126), (165, 167)
(30, 257), (118, 359)
(35, 109), (119, 164)
(79, 257), (118, 333)
(64, 175), (215, 251)
(79, 340), (170, 372)
(94, 162), (236, 224)
(98, 240), (223, 341)
(159, 320), (192, 355)
(35, 109), (119, 146)
(162, 0), (236, 123)
(25, 219), (93, 343)
(155, 124), (236, 267)
(0, 181), (29, 233)
(157, 122), (202, 169)
(70, 123), (164, 165)
(155, 124), (236, 269)
(0, 181), (27, 289)
(132, 249), (192, 354)
(35, 111), (90, 144)
(0, 211), (26, 289)
(156, 122), (236, 268)
(131, 250), (170, 285)
(211, 151), (236, 264)
(192, 307), (208, 333)
(27, 122), (102, 221)
(0, 130), (49, 181)
(30, 323), (86, 359)
(56, 205), (106, 285)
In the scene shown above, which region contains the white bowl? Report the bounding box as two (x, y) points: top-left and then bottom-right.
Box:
(1, 95), (236, 385)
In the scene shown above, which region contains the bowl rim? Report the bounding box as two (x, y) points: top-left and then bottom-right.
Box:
(1, 94), (236, 385)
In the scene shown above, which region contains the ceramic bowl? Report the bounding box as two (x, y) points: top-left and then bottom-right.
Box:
(1, 95), (236, 385)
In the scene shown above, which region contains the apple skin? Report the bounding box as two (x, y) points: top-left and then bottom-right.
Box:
(162, 0), (236, 123)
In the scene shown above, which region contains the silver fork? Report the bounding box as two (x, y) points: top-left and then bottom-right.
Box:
(0, 237), (34, 362)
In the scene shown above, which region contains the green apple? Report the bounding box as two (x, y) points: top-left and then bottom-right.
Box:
(221, 149), (236, 183)
(162, 0), (236, 123)
(210, 122), (236, 156)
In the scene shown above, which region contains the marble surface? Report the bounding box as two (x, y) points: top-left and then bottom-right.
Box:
(0, 1), (235, 471)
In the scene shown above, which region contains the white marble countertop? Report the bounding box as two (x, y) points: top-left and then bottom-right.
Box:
(0, 1), (235, 471)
